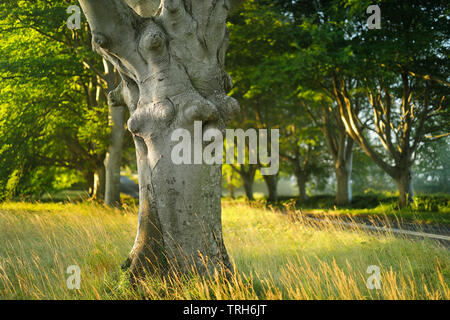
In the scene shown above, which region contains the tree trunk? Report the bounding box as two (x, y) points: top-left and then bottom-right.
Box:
(85, 170), (95, 197)
(226, 172), (235, 199)
(92, 163), (106, 200)
(79, 0), (241, 278)
(126, 135), (232, 278)
(295, 171), (308, 202)
(263, 174), (278, 202)
(228, 185), (235, 199)
(395, 168), (414, 208)
(335, 154), (353, 205)
(243, 174), (255, 201)
(105, 105), (126, 207)
(321, 107), (354, 206)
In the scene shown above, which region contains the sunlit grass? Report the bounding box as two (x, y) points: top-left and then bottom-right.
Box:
(304, 204), (450, 225)
(0, 201), (448, 299)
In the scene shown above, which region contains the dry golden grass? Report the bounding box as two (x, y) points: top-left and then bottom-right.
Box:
(0, 200), (448, 299)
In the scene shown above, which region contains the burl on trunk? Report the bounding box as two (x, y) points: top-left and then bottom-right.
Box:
(79, 0), (242, 279)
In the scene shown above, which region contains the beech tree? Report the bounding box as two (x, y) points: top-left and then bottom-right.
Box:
(0, 2), (115, 200)
(78, 0), (243, 278)
(0, 0), (128, 204)
(331, 0), (449, 207)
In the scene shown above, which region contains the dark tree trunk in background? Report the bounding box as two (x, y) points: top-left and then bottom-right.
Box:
(85, 170), (95, 197)
(243, 175), (255, 201)
(395, 167), (414, 208)
(295, 169), (308, 202)
(335, 154), (352, 206)
(92, 163), (106, 200)
(228, 185), (235, 199)
(239, 165), (257, 201)
(263, 173), (278, 202)
(318, 103), (354, 206)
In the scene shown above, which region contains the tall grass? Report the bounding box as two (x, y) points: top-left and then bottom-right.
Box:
(0, 201), (448, 299)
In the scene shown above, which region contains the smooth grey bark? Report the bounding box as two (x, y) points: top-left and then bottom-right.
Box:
(103, 60), (127, 207)
(105, 105), (126, 207)
(79, 0), (241, 278)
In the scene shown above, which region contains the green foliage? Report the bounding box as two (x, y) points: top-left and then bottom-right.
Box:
(0, 0), (111, 199)
(414, 137), (450, 194)
(230, 0), (449, 200)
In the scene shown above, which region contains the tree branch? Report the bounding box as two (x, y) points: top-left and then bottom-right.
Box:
(78, 0), (144, 80)
(125, 0), (161, 17)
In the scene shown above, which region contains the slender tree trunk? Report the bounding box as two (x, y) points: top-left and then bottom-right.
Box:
(320, 107), (354, 206)
(335, 154), (353, 205)
(295, 170), (308, 202)
(262, 174), (278, 202)
(395, 167), (414, 208)
(228, 185), (235, 199)
(226, 172), (235, 199)
(335, 168), (350, 205)
(85, 170), (95, 197)
(243, 175), (255, 201)
(79, 0), (241, 278)
(105, 105), (126, 207)
(92, 163), (106, 200)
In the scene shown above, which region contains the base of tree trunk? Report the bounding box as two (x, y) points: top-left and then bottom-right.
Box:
(296, 173), (308, 202)
(396, 169), (414, 208)
(263, 174), (278, 202)
(121, 136), (233, 283)
(335, 168), (352, 205)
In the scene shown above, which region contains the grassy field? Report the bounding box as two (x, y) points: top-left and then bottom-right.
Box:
(284, 194), (450, 225)
(0, 201), (448, 300)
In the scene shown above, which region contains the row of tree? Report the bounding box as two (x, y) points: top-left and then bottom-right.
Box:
(0, 0), (129, 206)
(223, 0), (449, 207)
(0, 0), (448, 208)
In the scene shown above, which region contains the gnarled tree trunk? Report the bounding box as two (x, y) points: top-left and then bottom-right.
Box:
(79, 0), (242, 278)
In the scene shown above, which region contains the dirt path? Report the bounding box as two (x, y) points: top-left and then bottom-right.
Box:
(291, 212), (450, 248)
